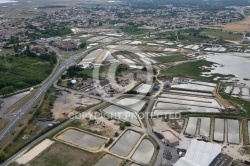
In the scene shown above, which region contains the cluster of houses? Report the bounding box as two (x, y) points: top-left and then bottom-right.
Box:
(51, 39), (80, 51)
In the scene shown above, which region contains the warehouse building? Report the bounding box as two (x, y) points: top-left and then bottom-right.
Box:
(174, 140), (222, 166)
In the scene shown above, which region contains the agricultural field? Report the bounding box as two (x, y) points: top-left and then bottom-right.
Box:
(200, 29), (243, 41)
(158, 29), (211, 43)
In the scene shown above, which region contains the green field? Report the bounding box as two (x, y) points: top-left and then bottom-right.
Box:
(200, 29), (243, 41)
(153, 55), (189, 63)
(163, 60), (231, 82)
(0, 55), (54, 95)
(158, 29), (211, 42)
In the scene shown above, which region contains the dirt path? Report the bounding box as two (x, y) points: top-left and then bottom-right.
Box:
(212, 88), (233, 109)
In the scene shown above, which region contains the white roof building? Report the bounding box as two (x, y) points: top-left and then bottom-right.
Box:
(174, 140), (222, 166)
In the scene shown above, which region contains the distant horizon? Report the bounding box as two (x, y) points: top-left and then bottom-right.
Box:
(0, 0), (18, 4)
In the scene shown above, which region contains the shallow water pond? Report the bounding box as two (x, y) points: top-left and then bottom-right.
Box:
(110, 130), (141, 157)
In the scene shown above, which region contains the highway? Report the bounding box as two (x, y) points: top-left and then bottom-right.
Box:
(0, 45), (100, 142)
(0, 37), (174, 166)
(1, 102), (107, 166)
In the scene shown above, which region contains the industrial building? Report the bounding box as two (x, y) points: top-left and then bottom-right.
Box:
(174, 140), (222, 166)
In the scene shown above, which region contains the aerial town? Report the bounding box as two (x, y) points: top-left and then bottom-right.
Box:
(0, 0), (250, 166)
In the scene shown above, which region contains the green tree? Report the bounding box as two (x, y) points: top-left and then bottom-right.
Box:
(0, 151), (6, 163)
(120, 122), (125, 130)
(105, 138), (114, 148)
(7, 57), (14, 63)
(80, 41), (87, 49)
(57, 79), (62, 85)
(49, 54), (57, 66)
(0, 86), (14, 96)
(124, 121), (131, 126)
(13, 44), (18, 52)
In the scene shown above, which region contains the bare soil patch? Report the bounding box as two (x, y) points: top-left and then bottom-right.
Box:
(78, 114), (120, 138)
(52, 91), (100, 120)
(212, 89), (234, 109)
(29, 142), (104, 166)
(211, 16), (250, 32)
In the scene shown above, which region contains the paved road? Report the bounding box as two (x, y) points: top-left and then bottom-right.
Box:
(0, 45), (100, 142)
(0, 36), (128, 141)
(144, 97), (165, 166)
(1, 102), (106, 166)
(0, 36), (176, 166)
